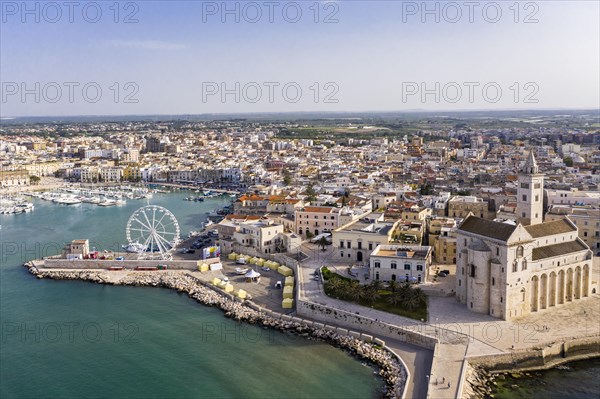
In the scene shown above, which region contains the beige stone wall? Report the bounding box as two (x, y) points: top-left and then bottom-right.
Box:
(467, 336), (600, 372)
(296, 300), (438, 350)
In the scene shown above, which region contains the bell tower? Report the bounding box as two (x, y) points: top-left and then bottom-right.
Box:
(517, 150), (544, 225)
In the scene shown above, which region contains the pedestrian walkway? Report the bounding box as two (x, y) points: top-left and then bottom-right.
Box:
(295, 249), (600, 399)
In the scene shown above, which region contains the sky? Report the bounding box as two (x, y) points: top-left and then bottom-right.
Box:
(1, 0), (599, 117)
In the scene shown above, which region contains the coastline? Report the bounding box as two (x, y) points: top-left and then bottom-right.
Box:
(24, 262), (408, 399)
(463, 345), (600, 398)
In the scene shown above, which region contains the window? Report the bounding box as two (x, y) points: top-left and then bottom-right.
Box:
(375, 272), (379, 280)
(339, 241), (344, 248)
(535, 195), (539, 202)
(368, 243), (373, 250)
(470, 264), (476, 278)
(521, 183), (529, 189)
(340, 251), (344, 257)
(522, 260), (527, 270)
(458, 279), (461, 286)
(357, 242), (362, 249)
(522, 195), (527, 201)
(512, 261), (518, 273)
(391, 263), (397, 269)
(500, 297), (503, 303)
(492, 277), (495, 286)
(391, 274), (396, 281)
(516, 246), (524, 258)
(347, 241), (351, 249)
(374, 262), (380, 268)
(496, 247), (500, 256)
(416, 265), (423, 271)
(404, 264), (411, 270)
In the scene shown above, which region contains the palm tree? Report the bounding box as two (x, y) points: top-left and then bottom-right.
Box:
(317, 236), (329, 251)
(388, 289), (404, 306)
(326, 278), (345, 296)
(362, 285), (381, 305)
(404, 287), (426, 311)
(369, 279), (384, 292)
(388, 280), (399, 293)
(345, 281), (363, 302)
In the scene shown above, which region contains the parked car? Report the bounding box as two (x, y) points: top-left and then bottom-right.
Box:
(440, 269), (450, 275)
(438, 271), (448, 277)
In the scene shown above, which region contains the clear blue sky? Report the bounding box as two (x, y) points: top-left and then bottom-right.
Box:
(1, 1), (598, 116)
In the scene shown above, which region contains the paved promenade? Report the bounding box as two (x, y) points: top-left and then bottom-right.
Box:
(297, 244), (600, 399)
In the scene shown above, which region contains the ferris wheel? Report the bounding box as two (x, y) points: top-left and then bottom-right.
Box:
(126, 205), (180, 260)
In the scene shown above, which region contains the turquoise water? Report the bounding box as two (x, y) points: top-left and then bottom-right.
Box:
(0, 192), (381, 399)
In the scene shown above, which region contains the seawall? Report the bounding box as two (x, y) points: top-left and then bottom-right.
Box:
(24, 262), (408, 398)
(463, 337), (600, 398)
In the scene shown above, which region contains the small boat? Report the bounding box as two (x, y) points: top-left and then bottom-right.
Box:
(98, 199), (116, 207)
(122, 242), (146, 253)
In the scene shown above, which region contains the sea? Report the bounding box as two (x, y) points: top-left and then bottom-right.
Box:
(0, 191), (382, 399)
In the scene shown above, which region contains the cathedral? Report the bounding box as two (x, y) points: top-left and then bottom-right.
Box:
(455, 151), (594, 320)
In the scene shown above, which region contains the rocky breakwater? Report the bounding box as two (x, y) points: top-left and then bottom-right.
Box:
(25, 263), (407, 398)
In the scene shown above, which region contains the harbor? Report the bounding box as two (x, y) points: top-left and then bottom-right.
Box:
(0, 197), (34, 214)
(1, 192), (383, 399)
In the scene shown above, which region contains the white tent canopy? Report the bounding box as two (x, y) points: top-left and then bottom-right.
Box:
(245, 269), (261, 279)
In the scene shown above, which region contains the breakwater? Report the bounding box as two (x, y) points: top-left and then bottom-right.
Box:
(25, 263), (407, 398)
(463, 338), (600, 398)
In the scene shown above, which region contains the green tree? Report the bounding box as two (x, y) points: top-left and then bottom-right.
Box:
(327, 278), (345, 294)
(345, 281), (363, 302)
(387, 280), (399, 293)
(563, 157), (574, 167)
(362, 285), (381, 305)
(420, 184), (433, 195)
(282, 169), (292, 186)
(404, 287), (426, 311)
(305, 183), (317, 203)
(388, 289), (404, 306)
(317, 236), (330, 251)
(29, 175), (41, 185)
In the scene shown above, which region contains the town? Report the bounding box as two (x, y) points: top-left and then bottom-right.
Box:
(3, 112), (600, 398)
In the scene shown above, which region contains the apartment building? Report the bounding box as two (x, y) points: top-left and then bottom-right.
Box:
(370, 244), (432, 283)
(448, 196), (492, 219)
(332, 213), (398, 263)
(546, 205), (600, 256)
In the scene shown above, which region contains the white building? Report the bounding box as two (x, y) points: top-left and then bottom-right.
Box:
(370, 244), (432, 284)
(332, 213), (398, 264)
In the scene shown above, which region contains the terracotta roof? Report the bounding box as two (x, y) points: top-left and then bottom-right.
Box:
(524, 219), (575, 238)
(458, 216), (517, 241)
(532, 240), (588, 260)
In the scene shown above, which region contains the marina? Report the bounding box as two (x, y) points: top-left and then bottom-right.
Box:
(23, 185), (153, 207)
(0, 197), (34, 214)
(0, 192), (381, 399)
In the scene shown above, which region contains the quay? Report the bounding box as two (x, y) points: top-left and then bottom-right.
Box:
(144, 182), (241, 195)
(25, 245), (600, 399)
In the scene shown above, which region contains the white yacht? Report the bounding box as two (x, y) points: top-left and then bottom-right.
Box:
(122, 242), (146, 253)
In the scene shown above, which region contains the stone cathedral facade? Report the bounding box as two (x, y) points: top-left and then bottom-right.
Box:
(455, 151), (594, 320)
